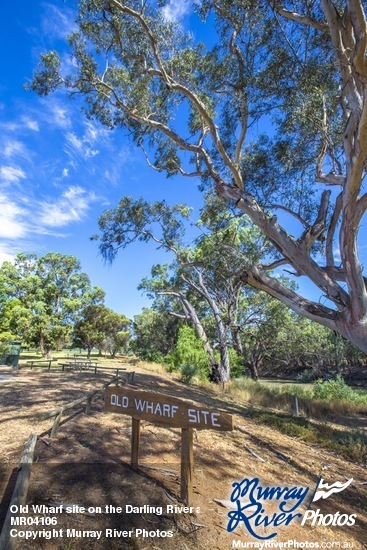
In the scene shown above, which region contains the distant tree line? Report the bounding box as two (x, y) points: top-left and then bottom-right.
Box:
(1, 251), (364, 380)
(0, 253), (130, 358)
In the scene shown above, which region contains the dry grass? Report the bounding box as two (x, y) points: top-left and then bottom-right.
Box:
(226, 377), (367, 419)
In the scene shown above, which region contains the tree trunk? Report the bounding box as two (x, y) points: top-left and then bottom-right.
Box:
(218, 340), (230, 383)
(39, 333), (45, 356)
(245, 342), (264, 381)
(246, 359), (259, 381)
(231, 325), (252, 379)
(162, 291), (220, 380)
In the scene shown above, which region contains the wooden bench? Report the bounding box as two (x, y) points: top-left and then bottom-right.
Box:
(25, 359), (57, 371)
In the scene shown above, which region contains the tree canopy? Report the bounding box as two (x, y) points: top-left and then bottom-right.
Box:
(0, 253), (105, 355)
(29, 0), (367, 352)
(73, 304), (130, 356)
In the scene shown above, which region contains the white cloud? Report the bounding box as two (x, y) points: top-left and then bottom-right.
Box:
(65, 132), (84, 155)
(41, 3), (77, 40)
(3, 140), (29, 160)
(22, 117), (39, 132)
(162, 0), (190, 21)
(41, 99), (72, 130)
(37, 186), (96, 227)
(0, 165), (26, 185)
(0, 195), (28, 239)
(0, 117), (40, 133)
(0, 246), (16, 265)
(64, 123), (105, 160)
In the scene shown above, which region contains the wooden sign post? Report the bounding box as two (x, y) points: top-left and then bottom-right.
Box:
(105, 387), (233, 504)
(181, 428), (193, 504)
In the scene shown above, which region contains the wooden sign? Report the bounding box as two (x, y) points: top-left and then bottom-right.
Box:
(105, 386), (233, 505)
(105, 387), (233, 431)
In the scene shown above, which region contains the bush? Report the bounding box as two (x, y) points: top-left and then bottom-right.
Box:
(167, 326), (209, 380)
(228, 347), (245, 378)
(135, 349), (166, 363)
(313, 375), (357, 401)
(179, 363), (199, 384)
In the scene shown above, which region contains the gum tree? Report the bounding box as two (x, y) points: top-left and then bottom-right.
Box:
(72, 304), (130, 357)
(30, 1), (367, 352)
(0, 253), (104, 356)
(96, 195), (278, 381)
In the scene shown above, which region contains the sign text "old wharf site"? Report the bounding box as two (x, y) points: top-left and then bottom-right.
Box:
(105, 387), (232, 431)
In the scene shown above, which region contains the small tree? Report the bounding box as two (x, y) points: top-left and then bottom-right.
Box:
(131, 307), (181, 361)
(73, 305), (130, 357)
(167, 325), (210, 381)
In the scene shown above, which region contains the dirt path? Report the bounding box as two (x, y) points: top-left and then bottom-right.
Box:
(0, 364), (366, 549)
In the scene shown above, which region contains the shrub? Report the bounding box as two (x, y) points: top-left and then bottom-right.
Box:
(136, 349), (166, 363)
(179, 363), (199, 384)
(313, 375), (357, 401)
(228, 347), (245, 378)
(167, 326), (209, 380)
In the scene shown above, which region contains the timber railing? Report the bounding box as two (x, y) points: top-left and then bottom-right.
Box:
(24, 359), (58, 370)
(0, 434), (38, 550)
(42, 375), (125, 438)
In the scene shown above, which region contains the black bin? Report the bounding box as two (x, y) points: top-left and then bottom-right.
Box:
(0, 340), (22, 368)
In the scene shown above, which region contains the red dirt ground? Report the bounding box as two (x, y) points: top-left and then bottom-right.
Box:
(0, 363), (366, 550)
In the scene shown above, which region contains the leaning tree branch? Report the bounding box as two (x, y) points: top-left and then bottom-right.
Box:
(359, 192), (367, 213)
(268, 204), (309, 228)
(168, 311), (190, 320)
(322, 266), (367, 288)
(139, 142), (205, 178)
(258, 258), (289, 271)
(97, 78), (227, 190)
(243, 265), (339, 324)
(107, 0), (171, 82)
(158, 289), (216, 364)
(230, 191), (350, 308)
(108, 0), (244, 191)
(298, 190), (331, 252)
(274, 3), (329, 32)
(229, 28), (248, 167)
(326, 192), (343, 267)
(347, 0), (367, 77)
(316, 97), (346, 186)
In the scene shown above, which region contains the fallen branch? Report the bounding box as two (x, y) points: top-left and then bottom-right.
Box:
(244, 445), (266, 463)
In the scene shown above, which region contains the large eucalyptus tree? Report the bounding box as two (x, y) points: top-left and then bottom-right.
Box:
(96, 195), (278, 381)
(30, 0), (367, 352)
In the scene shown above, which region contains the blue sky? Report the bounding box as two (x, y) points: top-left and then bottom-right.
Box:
(0, 0), (205, 320)
(2, 1), (366, 321)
